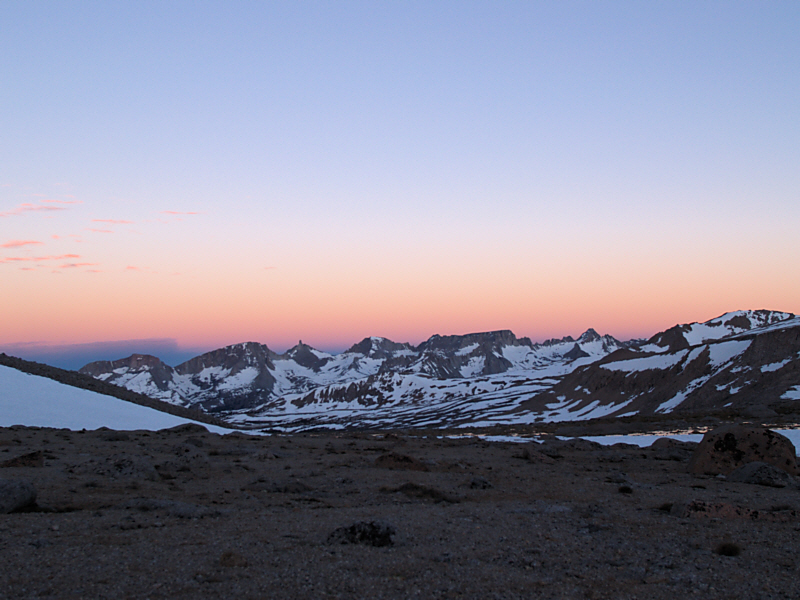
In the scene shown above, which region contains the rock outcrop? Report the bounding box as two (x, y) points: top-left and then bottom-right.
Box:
(688, 425), (798, 476)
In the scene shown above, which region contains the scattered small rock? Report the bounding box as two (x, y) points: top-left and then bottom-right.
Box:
(76, 454), (160, 481)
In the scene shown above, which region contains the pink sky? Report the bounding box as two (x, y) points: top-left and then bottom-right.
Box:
(2, 3), (799, 358)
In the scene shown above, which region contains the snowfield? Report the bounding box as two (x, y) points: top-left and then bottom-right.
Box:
(0, 365), (234, 433)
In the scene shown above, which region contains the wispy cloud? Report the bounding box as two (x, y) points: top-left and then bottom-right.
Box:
(42, 199), (82, 205)
(0, 199), (80, 217)
(161, 210), (201, 216)
(1, 240), (43, 249)
(92, 219), (134, 224)
(87, 228), (113, 234)
(0, 253), (81, 264)
(58, 262), (98, 269)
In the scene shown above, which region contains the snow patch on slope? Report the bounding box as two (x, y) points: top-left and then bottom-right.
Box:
(0, 365), (233, 433)
(601, 351), (688, 373)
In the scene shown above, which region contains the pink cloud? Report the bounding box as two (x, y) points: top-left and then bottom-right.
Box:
(0, 201), (72, 217)
(161, 210), (201, 216)
(87, 228), (113, 234)
(125, 265), (141, 271)
(92, 219), (134, 224)
(0, 253), (81, 264)
(1, 240), (43, 249)
(42, 199), (82, 205)
(58, 262), (98, 269)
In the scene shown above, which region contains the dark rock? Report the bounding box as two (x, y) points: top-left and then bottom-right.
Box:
(688, 425), (798, 476)
(327, 521), (395, 547)
(219, 551), (249, 568)
(165, 423), (209, 435)
(97, 430), (131, 442)
(650, 438), (697, 451)
(382, 482), (459, 503)
(0, 451), (44, 468)
(727, 461), (799, 488)
(469, 476), (493, 489)
(374, 452), (429, 471)
(512, 446), (555, 463)
(741, 404), (778, 419)
(649, 438), (696, 462)
(0, 479), (37, 513)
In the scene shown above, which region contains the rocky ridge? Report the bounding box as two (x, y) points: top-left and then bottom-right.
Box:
(77, 310), (800, 431)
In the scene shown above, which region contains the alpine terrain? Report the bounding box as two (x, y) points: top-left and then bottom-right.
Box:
(79, 310), (800, 431)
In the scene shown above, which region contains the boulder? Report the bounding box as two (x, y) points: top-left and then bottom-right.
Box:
(0, 479), (37, 513)
(727, 461), (799, 489)
(688, 425), (798, 476)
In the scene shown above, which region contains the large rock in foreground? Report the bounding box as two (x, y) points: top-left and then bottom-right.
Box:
(0, 479), (37, 513)
(688, 425), (798, 476)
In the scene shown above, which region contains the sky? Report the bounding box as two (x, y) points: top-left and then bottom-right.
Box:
(2, 1), (799, 369)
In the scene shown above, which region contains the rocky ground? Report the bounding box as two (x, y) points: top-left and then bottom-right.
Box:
(1, 424), (799, 599)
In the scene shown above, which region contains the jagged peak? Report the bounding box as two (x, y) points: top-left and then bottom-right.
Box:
(344, 336), (405, 356)
(80, 353), (169, 374)
(541, 335), (575, 347)
(418, 330), (520, 353)
(707, 309), (794, 329)
(577, 328), (601, 343)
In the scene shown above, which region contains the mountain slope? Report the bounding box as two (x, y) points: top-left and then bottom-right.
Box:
(78, 310), (800, 431)
(0, 363), (233, 432)
(80, 328), (627, 413)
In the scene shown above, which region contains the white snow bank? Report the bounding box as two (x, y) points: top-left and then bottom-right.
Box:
(0, 365), (234, 433)
(601, 350), (687, 373)
(782, 385), (800, 400)
(707, 340), (751, 367)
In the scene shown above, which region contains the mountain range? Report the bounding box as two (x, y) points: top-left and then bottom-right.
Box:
(77, 309), (800, 431)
